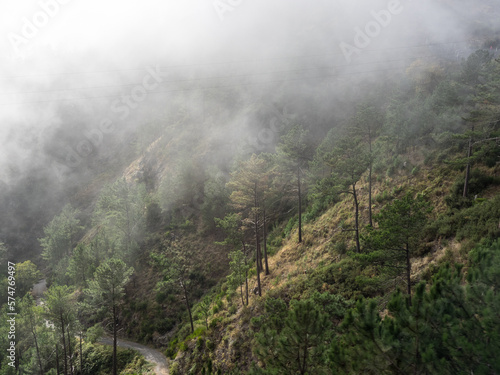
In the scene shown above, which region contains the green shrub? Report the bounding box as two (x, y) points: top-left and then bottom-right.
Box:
(426, 195), (500, 242)
(386, 165), (396, 177)
(179, 341), (188, 352)
(445, 169), (500, 209)
(334, 240), (348, 256)
(165, 338), (178, 359)
(375, 190), (391, 203)
(169, 361), (180, 375)
(196, 337), (204, 349)
(206, 339), (215, 351)
(284, 216), (298, 237)
(81, 343), (145, 375)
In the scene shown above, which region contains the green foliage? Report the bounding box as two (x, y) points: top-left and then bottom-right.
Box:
(151, 244), (202, 333)
(374, 190), (391, 203)
(17, 294), (52, 374)
(303, 194), (337, 223)
(145, 200), (163, 232)
(283, 216), (298, 238)
(201, 167), (230, 230)
(461, 49), (493, 84)
(253, 298), (331, 374)
(276, 124), (315, 243)
(159, 157), (205, 218)
(92, 178), (147, 262)
(39, 204), (83, 272)
(86, 324), (105, 344)
(196, 296), (212, 329)
(214, 213), (245, 247)
(80, 343), (148, 375)
(308, 291), (353, 321)
(15, 260), (42, 297)
(84, 258), (134, 318)
(66, 243), (98, 287)
(427, 195), (500, 242)
(276, 124), (314, 172)
(445, 169), (500, 209)
(358, 192), (430, 298)
(227, 249), (250, 305)
(45, 284), (76, 331)
(331, 240), (500, 374)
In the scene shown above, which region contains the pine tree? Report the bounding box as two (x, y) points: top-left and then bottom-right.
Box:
(151, 245), (198, 333)
(84, 258), (133, 375)
(325, 136), (369, 252)
(227, 249), (250, 306)
(66, 243), (97, 287)
(227, 154), (272, 296)
(350, 104), (383, 227)
(92, 178), (147, 262)
(39, 205), (83, 274)
(15, 261), (41, 298)
(215, 213), (251, 304)
(19, 294), (45, 375)
(360, 192), (430, 303)
(276, 125), (314, 244)
(45, 285), (76, 375)
(254, 299), (331, 374)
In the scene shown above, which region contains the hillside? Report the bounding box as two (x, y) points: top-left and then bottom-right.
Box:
(1, 1), (500, 374)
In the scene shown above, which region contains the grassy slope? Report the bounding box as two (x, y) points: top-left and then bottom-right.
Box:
(166, 143), (500, 374)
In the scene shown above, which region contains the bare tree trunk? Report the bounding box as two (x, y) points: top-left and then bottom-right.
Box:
(301, 334), (309, 375)
(79, 332), (83, 375)
(56, 344), (61, 375)
(368, 129), (373, 227)
(263, 209), (270, 275)
(353, 183), (361, 253)
(242, 242), (249, 305)
(245, 268), (249, 304)
(256, 255), (262, 297)
(463, 136), (473, 198)
(60, 314), (68, 375)
(182, 282), (194, 333)
(406, 243), (412, 306)
(113, 305), (117, 375)
(255, 217), (262, 296)
(298, 166), (302, 243)
(67, 325), (74, 375)
(32, 325), (43, 375)
(254, 183), (263, 273)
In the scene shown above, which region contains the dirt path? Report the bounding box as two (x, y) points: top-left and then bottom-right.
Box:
(100, 337), (169, 375)
(32, 280), (169, 374)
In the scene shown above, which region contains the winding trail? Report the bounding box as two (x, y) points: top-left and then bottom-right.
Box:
(32, 279), (169, 374)
(100, 337), (169, 375)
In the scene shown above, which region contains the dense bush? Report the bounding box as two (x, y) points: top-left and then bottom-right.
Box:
(428, 195), (500, 242)
(445, 169), (500, 209)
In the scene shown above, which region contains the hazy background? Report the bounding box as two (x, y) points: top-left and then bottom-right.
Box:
(1, 0), (498, 260)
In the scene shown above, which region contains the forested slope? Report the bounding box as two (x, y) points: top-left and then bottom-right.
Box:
(1, 31), (500, 375)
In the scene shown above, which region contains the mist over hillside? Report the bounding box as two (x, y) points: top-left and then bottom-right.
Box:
(0, 0), (499, 258)
(1, 2), (500, 374)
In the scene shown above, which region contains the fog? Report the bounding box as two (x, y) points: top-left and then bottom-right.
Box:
(0, 0), (498, 260)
